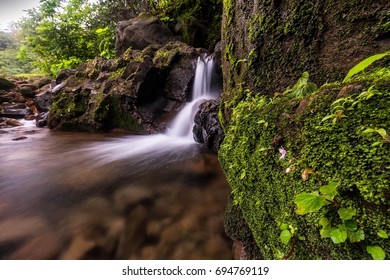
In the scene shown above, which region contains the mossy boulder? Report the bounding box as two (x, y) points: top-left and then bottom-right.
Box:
(219, 67), (390, 259)
(48, 41), (207, 133)
(221, 0), (389, 101)
(219, 0), (390, 259)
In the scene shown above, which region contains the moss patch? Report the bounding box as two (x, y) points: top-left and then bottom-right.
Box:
(219, 67), (390, 259)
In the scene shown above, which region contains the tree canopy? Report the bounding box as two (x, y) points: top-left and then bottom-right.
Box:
(4, 0), (222, 76)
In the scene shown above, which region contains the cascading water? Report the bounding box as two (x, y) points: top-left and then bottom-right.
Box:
(166, 55), (215, 140)
(84, 54), (217, 164)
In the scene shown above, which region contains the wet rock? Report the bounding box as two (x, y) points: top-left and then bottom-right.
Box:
(0, 104), (30, 119)
(12, 136), (28, 141)
(36, 112), (49, 127)
(60, 234), (96, 260)
(113, 185), (153, 213)
(9, 230), (61, 260)
(193, 99), (224, 152)
(116, 205), (148, 259)
(34, 90), (53, 112)
(5, 118), (23, 127)
(0, 77), (15, 90)
(48, 40), (206, 133)
(0, 92), (12, 103)
(0, 216), (47, 243)
(33, 77), (53, 88)
(115, 15), (174, 54)
(19, 85), (37, 98)
(56, 69), (76, 84)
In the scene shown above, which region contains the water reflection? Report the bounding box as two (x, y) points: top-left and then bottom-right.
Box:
(0, 123), (232, 259)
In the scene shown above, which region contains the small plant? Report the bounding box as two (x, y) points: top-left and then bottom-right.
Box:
(294, 182), (365, 244)
(362, 127), (390, 147)
(366, 246), (386, 260)
(283, 72), (317, 98)
(321, 86), (383, 126)
(343, 52), (390, 82)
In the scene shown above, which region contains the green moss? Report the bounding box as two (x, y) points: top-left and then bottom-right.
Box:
(108, 67), (126, 80)
(93, 94), (144, 133)
(219, 67), (390, 259)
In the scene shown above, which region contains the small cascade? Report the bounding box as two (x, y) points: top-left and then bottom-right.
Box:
(166, 55), (215, 140)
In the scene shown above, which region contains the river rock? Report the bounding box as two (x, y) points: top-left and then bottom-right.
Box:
(56, 69), (76, 84)
(8, 230), (61, 260)
(193, 99), (224, 152)
(48, 39), (206, 133)
(0, 77), (15, 90)
(0, 104), (30, 119)
(34, 90), (53, 112)
(19, 84), (37, 98)
(32, 77), (53, 88)
(115, 15), (174, 54)
(36, 112), (49, 127)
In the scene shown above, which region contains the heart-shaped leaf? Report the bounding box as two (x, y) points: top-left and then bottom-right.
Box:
(280, 230), (292, 245)
(330, 228), (347, 244)
(319, 182), (339, 200)
(294, 192), (327, 215)
(338, 208), (356, 220)
(367, 246), (386, 260)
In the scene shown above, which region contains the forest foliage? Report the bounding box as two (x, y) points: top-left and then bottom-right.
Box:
(0, 0), (222, 77)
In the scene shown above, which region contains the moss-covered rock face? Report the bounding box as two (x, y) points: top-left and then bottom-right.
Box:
(219, 66), (390, 259)
(219, 0), (390, 259)
(48, 41), (207, 133)
(221, 0), (389, 101)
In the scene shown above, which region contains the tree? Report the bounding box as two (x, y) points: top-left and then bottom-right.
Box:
(18, 0), (115, 75)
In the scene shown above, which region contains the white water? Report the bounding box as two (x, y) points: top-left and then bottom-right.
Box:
(86, 55), (216, 163)
(166, 55), (215, 139)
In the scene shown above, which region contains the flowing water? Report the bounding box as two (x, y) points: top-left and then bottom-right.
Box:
(0, 56), (232, 260)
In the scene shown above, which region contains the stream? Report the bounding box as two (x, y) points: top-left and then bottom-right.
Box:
(0, 56), (233, 260)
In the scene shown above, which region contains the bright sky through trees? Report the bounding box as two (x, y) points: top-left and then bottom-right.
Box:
(0, 0), (41, 31)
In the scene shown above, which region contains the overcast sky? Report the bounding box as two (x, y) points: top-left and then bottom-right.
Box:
(0, 0), (41, 31)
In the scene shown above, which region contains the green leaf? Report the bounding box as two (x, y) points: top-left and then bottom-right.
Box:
(294, 192), (327, 215)
(280, 230), (292, 245)
(343, 219), (358, 231)
(347, 228), (365, 243)
(330, 228), (348, 244)
(319, 218), (330, 227)
(362, 128), (377, 134)
(338, 208), (356, 220)
(319, 182), (339, 200)
(280, 223), (288, 230)
(343, 52), (390, 82)
(320, 218), (332, 238)
(377, 230), (388, 239)
(321, 114), (335, 123)
(367, 246), (386, 260)
(377, 128), (387, 139)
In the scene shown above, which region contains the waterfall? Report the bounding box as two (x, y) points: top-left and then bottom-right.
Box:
(85, 55), (216, 164)
(166, 55), (215, 140)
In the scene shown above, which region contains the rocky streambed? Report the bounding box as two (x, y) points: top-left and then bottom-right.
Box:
(0, 123), (232, 260)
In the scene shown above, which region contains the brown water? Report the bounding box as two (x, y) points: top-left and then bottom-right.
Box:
(0, 121), (232, 259)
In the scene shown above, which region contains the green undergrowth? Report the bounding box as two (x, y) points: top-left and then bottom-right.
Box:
(219, 67), (390, 259)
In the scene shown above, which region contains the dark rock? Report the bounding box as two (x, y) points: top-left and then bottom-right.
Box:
(19, 85), (37, 98)
(34, 90), (53, 112)
(0, 92), (11, 103)
(0, 77), (15, 90)
(48, 39), (206, 133)
(56, 69), (76, 84)
(12, 136), (28, 141)
(5, 118), (23, 127)
(0, 104), (30, 119)
(36, 112), (49, 127)
(115, 15), (174, 54)
(193, 99), (224, 152)
(32, 77), (53, 88)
